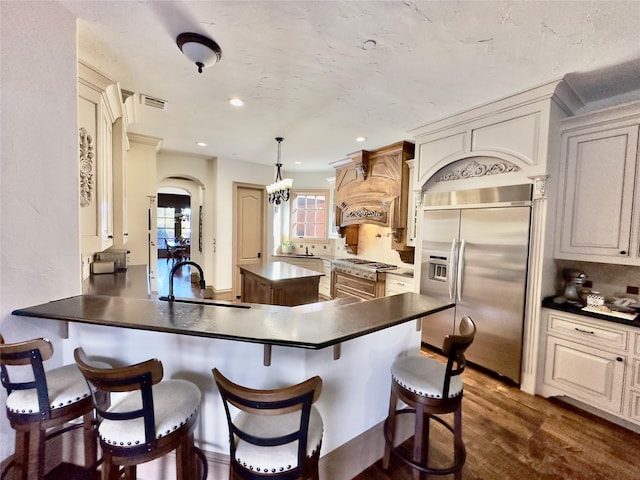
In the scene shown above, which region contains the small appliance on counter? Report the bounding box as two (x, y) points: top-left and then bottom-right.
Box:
(95, 249), (129, 271)
(91, 260), (115, 275)
(561, 268), (588, 302)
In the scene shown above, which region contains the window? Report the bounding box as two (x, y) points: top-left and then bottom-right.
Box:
(157, 207), (175, 245)
(291, 191), (328, 241)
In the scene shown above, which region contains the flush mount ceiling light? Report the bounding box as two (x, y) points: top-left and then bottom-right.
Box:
(176, 32), (222, 73)
(266, 137), (293, 205)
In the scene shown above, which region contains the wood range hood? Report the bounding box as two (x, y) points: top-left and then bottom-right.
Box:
(331, 141), (415, 263)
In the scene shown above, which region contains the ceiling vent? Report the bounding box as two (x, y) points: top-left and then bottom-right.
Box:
(140, 94), (168, 110)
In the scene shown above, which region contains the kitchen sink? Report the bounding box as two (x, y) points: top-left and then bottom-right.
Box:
(157, 296), (251, 309)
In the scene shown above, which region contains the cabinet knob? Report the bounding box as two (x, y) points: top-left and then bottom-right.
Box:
(108, 235), (113, 239)
(616, 357), (624, 362)
(619, 251), (627, 255)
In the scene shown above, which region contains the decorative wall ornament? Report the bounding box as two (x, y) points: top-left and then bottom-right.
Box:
(436, 159), (519, 182)
(344, 207), (383, 220)
(79, 127), (94, 207)
(528, 175), (549, 200)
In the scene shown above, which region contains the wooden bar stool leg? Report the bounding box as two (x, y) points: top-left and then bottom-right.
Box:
(454, 406), (463, 480)
(421, 412), (430, 480)
(101, 455), (116, 480)
(124, 465), (136, 479)
(82, 410), (97, 470)
(412, 404), (425, 480)
(176, 431), (195, 479)
(382, 388), (398, 469)
(13, 429), (28, 480)
(27, 423), (45, 480)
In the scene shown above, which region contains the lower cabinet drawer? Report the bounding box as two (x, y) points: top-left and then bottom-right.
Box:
(385, 276), (414, 296)
(547, 312), (629, 351)
(544, 335), (626, 413)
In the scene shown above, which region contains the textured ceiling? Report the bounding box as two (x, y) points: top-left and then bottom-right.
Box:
(60, 0), (640, 172)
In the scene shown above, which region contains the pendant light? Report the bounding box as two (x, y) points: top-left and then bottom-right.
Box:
(266, 137), (293, 204)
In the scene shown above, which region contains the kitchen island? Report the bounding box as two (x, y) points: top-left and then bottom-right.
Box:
(13, 293), (453, 479)
(239, 261), (324, 306)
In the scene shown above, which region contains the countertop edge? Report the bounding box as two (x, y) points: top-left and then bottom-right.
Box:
(12, 293), (453, 350)
(541, 297), (640, 328)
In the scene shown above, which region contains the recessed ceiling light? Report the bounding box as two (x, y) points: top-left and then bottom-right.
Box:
(356, 136), (366, 142)
(229, 97), (244, 106)
(362, 39), (377, 50)
(295, 161), (302, 165)
(196, 142), (207, 147)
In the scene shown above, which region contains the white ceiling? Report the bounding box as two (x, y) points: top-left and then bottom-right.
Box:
(60, 0), (640, 173)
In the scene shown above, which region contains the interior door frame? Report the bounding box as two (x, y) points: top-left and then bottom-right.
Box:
(232, 182), (267, 299)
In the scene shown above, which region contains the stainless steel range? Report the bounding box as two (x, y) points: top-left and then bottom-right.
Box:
(331, 259), (398, 300)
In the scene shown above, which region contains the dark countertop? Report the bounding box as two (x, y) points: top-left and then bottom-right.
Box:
(12, 293), (453, 350)
(239, 261), (324, 281)
(542, 296), (640, 328)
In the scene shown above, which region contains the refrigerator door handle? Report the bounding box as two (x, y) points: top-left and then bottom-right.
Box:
(457, 239), (465, 302)
(448, 238), (457, 301)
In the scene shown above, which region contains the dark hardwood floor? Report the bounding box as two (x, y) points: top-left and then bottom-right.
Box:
(355, 354), (640, 480)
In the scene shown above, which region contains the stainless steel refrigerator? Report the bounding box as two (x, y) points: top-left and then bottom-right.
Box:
(420, 184), (532, 383)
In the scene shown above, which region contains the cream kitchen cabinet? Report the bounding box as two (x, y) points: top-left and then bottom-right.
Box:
(629, 330), (640, 423)
(79, 61), (123, 253)
(319, 259), (333, 299)
(540, 309), (640, 429)
(385, 273), (415, 296)
(554, 102), (640, 266)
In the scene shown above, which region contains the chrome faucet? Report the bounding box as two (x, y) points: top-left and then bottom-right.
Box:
(168, 261), (206, 301)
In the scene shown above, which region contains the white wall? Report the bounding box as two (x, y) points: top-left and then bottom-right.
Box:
(0, 0), (79, 461)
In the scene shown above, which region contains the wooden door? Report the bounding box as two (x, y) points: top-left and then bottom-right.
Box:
(233, 184), (266, 298)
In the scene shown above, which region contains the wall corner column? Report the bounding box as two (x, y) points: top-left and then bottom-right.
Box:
(520, 175), (549, 394)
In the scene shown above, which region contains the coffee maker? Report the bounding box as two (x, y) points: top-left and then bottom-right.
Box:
(562, 268), (588, 302)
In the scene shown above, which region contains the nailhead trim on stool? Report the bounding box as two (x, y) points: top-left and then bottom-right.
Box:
(233, 407), (323, 473)
(98, 379), (200, 447)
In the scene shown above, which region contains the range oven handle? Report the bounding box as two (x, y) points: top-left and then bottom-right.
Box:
(448, 239), (457, 301)
(457, 239), (465, 302)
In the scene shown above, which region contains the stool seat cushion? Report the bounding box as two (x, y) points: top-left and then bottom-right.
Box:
(391, 356), (462, 399)
(233, 406), (323, 474)
(99, 379), (200, 448)
(6, 363), (97, 414)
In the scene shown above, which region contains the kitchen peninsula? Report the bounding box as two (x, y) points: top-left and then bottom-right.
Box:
(12, 292), (452, 479)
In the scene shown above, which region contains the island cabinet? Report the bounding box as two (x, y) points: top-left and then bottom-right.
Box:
(239, 262), (324, 306)
(554, 101), (640, 266)
(540, 308), (640, 430)
(276, 256), (332, 300)
(78, 60), (124, 254)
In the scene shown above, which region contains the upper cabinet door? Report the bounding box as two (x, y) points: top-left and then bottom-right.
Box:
(555, 119), (640, 265)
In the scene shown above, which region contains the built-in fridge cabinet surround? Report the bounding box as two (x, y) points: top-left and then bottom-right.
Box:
(409, 79), (584, 394)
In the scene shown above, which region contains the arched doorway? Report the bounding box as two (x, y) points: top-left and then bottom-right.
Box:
(157, 188), (191, 262)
